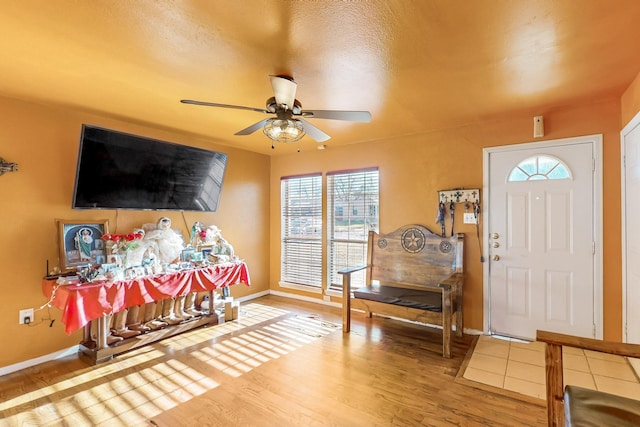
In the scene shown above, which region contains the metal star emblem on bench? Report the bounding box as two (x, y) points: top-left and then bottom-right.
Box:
(401, 228), (426, 253)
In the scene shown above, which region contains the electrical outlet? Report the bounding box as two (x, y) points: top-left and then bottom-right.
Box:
(463, 213), (477, 224)
(19, 308), (34, 325)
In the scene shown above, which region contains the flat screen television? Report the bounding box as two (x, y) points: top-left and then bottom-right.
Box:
(72, 125), (228, 211)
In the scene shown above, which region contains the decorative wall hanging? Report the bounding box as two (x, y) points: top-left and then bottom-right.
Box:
(436, 188), (484, 262)
(0, 157), (18, 176)
(438, 189), (480, 205)
(436, 189), (480, 236)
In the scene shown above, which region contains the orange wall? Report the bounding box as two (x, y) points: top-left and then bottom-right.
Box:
(622, 71), (640, 126)
(271, 98), (623, 339)
(0, 96), (270, 368)
(3, 76), (638, 368)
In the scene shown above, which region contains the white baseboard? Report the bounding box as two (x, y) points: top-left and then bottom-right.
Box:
(268, 289), (342, 308)
(236, 289), (270, 302)
(0, 345), (80, 377)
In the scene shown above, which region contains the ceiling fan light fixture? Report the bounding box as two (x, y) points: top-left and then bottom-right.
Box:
(182, 75), (371, 144)
(263, 118), (305, 143)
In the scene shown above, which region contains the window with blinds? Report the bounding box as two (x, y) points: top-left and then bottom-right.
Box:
(280, 173), (323, 288)
(327, 168), (379, 291)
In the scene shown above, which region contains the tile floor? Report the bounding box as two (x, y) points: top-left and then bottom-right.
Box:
(463, 335), (640, 400)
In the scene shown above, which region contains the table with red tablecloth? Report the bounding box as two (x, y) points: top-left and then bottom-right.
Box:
(42, 262), (250, 335)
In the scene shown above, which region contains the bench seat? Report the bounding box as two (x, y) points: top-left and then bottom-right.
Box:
(353, 284), (443, 312)
(537, 330), (640, 426)
(341, 224), (464, 358)
(564, 385), (640, 427)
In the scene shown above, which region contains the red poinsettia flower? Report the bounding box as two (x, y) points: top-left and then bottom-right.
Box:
(102, 234), (112, 241)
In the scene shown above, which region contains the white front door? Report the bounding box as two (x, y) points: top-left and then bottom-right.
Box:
(485, 136), (601, 340)
(622, 113), (640, 343)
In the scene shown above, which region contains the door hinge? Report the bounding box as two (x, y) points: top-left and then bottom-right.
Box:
(593, 157), (596, 172)
(593, 324), (597, 338)
(592, 241), (595, 254)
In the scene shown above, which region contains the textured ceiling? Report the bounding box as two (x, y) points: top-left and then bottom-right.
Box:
(1, 1), (640, 155)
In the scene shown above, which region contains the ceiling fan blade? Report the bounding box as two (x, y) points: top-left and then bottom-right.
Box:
(181, 99), (268, 114)
(269, 75), (297, 110)
(300, 110), (372, 122)
(299, 119), (331, 142)
(235, 119), (270, 136)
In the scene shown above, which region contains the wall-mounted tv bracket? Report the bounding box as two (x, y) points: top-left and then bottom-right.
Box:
(0, 157), (18, 176)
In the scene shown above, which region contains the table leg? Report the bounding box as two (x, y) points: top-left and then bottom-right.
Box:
(82, 322), (93, 345)
(207, 290), (215, 316)
(97, 315), (108, 349)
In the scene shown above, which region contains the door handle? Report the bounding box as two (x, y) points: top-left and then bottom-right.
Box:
(492, 242), (500, 248)
(492, 255), (500, 261)
(490, 233), (500, 239)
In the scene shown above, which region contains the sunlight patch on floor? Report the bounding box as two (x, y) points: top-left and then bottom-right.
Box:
(0, 303), (339, 426)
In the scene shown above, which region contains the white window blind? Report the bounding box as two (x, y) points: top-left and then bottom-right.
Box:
(281, 174), (323, 288)
(327, 168), (379, 291)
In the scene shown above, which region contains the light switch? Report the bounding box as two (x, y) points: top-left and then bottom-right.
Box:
(463, 213), (477, 224)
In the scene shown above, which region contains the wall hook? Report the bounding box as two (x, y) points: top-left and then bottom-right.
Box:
(0, 157), (18, 176)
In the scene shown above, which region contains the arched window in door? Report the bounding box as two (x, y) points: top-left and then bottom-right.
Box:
(508, 155), (572, 181)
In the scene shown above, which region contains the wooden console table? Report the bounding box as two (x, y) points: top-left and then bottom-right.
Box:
(42, 262), (250, 363)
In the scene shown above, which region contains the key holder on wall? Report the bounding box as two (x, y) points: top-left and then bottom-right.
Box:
(0, 157), (18, 176)
(436, 188), (484, 262)
(438, 188), (480, 205)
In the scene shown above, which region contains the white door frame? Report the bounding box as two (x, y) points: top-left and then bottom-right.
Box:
(621, 111), (640, 343)
(482, 135), (604, 338)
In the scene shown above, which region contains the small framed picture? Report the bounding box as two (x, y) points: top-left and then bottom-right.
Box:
(197, 243), (215, 252)
(181, 247), (196, 262)
(57, 219), (109, 272)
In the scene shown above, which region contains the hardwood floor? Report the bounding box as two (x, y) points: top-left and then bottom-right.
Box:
(0, 295), (546, 426)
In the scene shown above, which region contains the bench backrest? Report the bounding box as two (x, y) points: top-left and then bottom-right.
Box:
(367, 224), (463, 289)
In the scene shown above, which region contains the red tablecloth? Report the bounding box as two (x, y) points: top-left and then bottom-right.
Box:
(42, 262), (250, 334)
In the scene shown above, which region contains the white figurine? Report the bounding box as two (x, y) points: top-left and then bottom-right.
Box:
(213, 236), (236, 263)
(189, 221), (238, 264)
(124, 228), (153, 268)
(192, 222), (222, 248)
(142, 217), (185, 264)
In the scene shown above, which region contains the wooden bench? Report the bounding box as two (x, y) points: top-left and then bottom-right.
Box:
(340, 224), (464, 358)
(537, 330), (640, 426)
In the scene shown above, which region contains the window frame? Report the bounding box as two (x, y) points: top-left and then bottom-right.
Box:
(279, 173), (323, 292)
(326, 167), (379, 294)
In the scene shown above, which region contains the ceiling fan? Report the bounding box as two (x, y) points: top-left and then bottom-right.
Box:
(181, 75), (372, 144)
